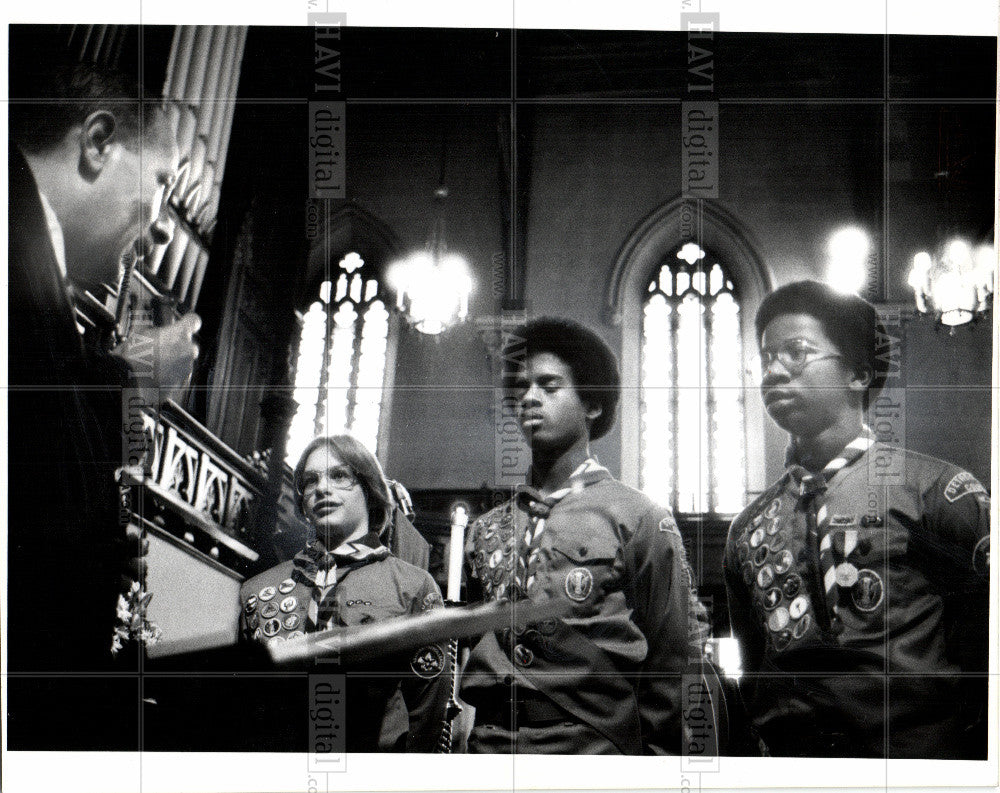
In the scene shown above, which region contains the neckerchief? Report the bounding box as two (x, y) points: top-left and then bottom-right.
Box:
(512, 458), (610, 595)
(785, 427), (875, 631)
(293, 532), (390, 631)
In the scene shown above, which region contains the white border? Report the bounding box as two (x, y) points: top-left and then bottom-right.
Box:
(2, 1), (998, 792)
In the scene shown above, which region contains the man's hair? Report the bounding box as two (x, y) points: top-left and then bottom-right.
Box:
(754, 280), (889, 408)
(10, 56), (169, 153)
(293, 435), (394, 535)
(502, 316), (621, 440)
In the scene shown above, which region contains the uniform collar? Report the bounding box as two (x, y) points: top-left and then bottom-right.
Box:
(785, 426), (875, 469)
(517, 457), (610, 517)
(785, 426), (876, 490)
(299, 532), (388, 570)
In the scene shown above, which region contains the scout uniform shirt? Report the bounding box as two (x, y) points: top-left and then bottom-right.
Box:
(724, 436), (990, 758)
(461, 461), (709, 755)
(239, 533), (452, 752)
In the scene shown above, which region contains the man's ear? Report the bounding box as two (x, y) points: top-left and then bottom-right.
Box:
(848, 366), (873, 396)
(585, 401), (603, 424)
(78, 110), (118, 180)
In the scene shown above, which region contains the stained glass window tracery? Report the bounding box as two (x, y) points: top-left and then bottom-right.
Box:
(286, 252), (389, 464)
(640, 244), (747, 514)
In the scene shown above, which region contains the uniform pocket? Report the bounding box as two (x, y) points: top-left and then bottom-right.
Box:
(833, 527), (891, 618)
(836, 526), (888, 562)
(338, 602), (403, 626)
(550, 533), (619, 566)
(547, 533), (622, 607)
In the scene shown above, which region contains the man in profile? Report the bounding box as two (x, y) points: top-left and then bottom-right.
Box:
(7, 56), (199, 747)
(725, 280), (990, 758)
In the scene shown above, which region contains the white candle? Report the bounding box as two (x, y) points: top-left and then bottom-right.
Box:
(447, 504), (469, 602)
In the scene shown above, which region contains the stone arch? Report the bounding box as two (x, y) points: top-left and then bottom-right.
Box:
(607, 197), (772, 494)
(300, 201), (401, 307)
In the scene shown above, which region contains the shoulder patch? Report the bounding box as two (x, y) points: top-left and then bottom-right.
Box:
(944, 471), (987, 503)
(422, 590), (444, 611)
(659, 515), (681, 536)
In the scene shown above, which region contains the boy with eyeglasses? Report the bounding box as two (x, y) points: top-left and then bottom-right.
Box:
(725, 280), (990, 758)
(238, 434), (451, 752)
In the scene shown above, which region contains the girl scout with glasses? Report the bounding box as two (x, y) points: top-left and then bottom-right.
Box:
(238, 434), (451, 752)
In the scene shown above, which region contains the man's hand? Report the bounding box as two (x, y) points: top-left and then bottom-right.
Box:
(119, 522), (151, 584)
(113, 313), (201, 404)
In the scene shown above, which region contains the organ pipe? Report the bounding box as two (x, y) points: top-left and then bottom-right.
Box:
(155, 25), (245, 310)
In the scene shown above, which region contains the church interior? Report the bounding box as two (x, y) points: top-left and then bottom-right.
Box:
(6, 23), (995, 751)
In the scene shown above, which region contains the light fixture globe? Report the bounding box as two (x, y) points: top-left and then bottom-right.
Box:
(826, 226), (871, 295)
(388, 245), (472, 336)
(908, 237), (995, 329)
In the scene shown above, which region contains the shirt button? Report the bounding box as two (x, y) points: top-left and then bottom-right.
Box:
(513, 644), (535, 667)
(502, 675), (512, 686)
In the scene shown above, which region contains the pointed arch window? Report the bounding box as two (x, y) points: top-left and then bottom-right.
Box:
(640, 243), (747, 514)
(285, 252), (390, 465)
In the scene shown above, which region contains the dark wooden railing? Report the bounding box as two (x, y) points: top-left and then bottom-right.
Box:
(122, 400), (266, 574)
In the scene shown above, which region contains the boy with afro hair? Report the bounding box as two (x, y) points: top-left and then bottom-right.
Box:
(461, 317), (712, 755)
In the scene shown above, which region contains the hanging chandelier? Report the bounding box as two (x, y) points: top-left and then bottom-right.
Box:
(388, 185), (472, 336)
(387, 117), (473, 336)
(387, 184), (473, 336)
(907, 237), (995, 330)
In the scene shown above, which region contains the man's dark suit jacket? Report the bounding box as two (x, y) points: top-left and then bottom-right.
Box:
(7, 144), (141, 748)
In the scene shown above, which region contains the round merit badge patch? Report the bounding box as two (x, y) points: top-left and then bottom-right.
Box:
(257, 586), (276, 602)
(410, 644), (446, 679)
(773, 549), (794, 575)
(737, 542), (750, 564)
(972, 536), (989, 576)
(851, 569), (884, 612)
(658, 516), (680, 535)
(761, 587), (782, 611)
(767, 606), (790, 632)
(793, 612), (812, 639)
(788, 594), (809, 620)
(782, 574), (802, 598)
(835, 562), (859, 588)
(564, 567), (594, 601)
